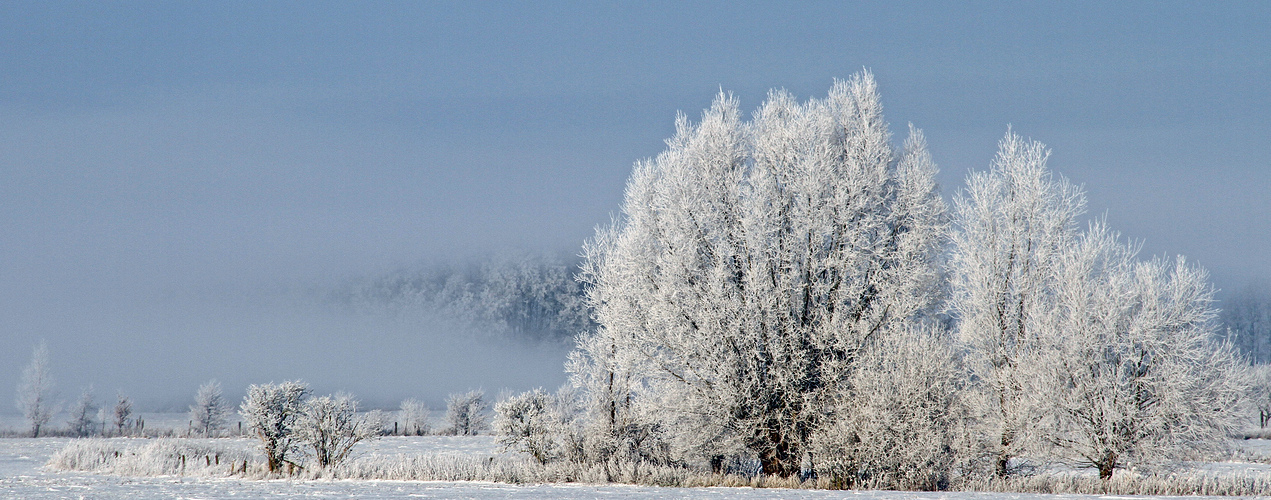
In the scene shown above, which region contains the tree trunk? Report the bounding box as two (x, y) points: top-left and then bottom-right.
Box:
(265, 443), (282, 473)
(1097, 449), (1117, 480)
(757, 428), (799, 477)
(710, 455), (725, 474)
(995, 432), (1012, 477)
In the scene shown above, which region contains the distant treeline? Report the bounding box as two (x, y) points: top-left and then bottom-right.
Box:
(1222, 280), (1271, 364)
(330, 252), (594, 343)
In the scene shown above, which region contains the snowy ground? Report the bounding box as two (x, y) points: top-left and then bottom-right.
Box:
(6, 437), (1271, 499)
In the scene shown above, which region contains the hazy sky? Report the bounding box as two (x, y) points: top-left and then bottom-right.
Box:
(2, 2), (1268, 411)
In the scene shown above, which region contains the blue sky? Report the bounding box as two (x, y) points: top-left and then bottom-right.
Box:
(1, 1), (1268, 408)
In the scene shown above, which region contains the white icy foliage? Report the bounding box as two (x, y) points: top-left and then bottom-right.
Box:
(113, 392), (134, 437)
(399, 398), (431, 436)
(572, 72), (948, 477)
(1040, 222), (1248, 478)
(812, 325), (972, 489)
(948, 130), (1085, 476)
(445, 390), (490, 436)
(294, 392), (383, 469)
(240, 380), (310, 473)
(494, 387), (585, 464)
(189, 380), (229, 437)
(951, 130), (1249, 479)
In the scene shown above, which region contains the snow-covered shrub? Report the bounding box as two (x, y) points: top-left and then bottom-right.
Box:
(494, 389), (555, 463)
(240, 380), (309, 473)
(811, 325), (975, 490)
(399, 398), (430, 435)
(294, 392), (383, 469)
(48, 438), (255, 477)
(445, 390), (489, 436)
(189, 379), (229, 437)
(494, 387), (585, 464)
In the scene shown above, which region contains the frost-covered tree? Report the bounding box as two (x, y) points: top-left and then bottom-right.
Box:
(294, 392), (383, 469)
(445, 390), (489, 436)
(399, 398), (430, 435)
(113, 392), (133, 437)
(572, 72), (947, 476)
(15, 341), (56, 438)
(1041, 222), (1248, 479)
(948, 130), (1085, 476)
(189, 380), (229, 437)
(67, 387), (97, 438)
(240, 381), (309, 473)
(952, 131), (1248, 480)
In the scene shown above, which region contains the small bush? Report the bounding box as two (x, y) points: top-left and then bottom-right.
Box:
(399, 398), (430, 436)
(294, 393), (383, 468)
(445, 390), (489, 436)
(239, 381), (310, 472)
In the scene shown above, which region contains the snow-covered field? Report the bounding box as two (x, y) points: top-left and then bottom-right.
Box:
(5, 436), (1271, 499)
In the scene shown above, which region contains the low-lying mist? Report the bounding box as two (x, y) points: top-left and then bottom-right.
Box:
(0, 254), (583, 416)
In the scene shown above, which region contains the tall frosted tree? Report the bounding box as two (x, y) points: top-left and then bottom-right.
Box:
(445, 390), (489, 436)
(399, 398), (431, 436)
(948, 130), (1084, 476)
(571, 72), (947, 477)
(951, 131), (1247, 480)
(15, 341), (56, 438)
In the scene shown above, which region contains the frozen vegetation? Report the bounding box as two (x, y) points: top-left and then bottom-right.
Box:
(558, 71), (1249, 489)
(14, 74), (1271, 498)
(19, 434), (1271, 498)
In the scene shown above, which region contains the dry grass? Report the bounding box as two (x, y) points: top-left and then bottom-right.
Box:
(47, 437), (1271, 496)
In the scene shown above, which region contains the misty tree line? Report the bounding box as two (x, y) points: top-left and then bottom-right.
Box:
(13, 341), (146, 439)
(1222, 280), (1271, 363)
(491, 72), (1255, 487)
(333, 252), (594, 342)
